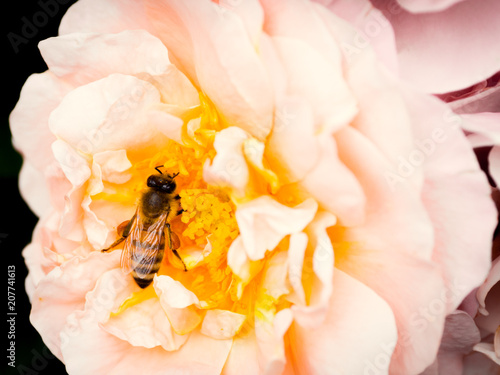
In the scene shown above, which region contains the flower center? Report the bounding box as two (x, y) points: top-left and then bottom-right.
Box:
(111, 94), (243, 314)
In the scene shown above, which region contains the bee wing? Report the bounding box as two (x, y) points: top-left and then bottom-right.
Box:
(129, 211), (169, 279)
(120, 210), (141, 275)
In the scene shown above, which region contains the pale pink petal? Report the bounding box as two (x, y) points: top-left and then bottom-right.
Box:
(203, 127), (250, 195)
(147, 65), (200, 107)
(266, 98), (320, 183)
(59, 0), (153, 35)
(19, 162), (51, 217)
(271, 36), (357, 132)
(395, 0), (466, 13)
(10, 71), (72, 170)
(314, 0), (399, 73)
(255, 308), (293, 375)
(420, 311), (481, 375)
(261, 0), (358, 132)
(154, 275), (202, 335)
(335, 126), (434, 260)
(200, 310), (246, 340)
(286, 233), (309, 306)
(372, 0), (500, 94)
(30, 251), (121, 360)
(477, 257), (500, 315)
(489, 147), (500, 187)
(39, 30), (170, 87)
(102, 298), (189, 351)
(336, 246), (446, 374)
(221, 334), (260, 375)
(227, 236), (255, 287)
(475, 282), (500, 336)
(61, 270), (232, 375)
(235, 196), (317, 261)
(400, 90), (497, 311)
(48, 74), (169, 155)
(289, 269), (397, 375)
(51, 140), (91, 242)
(300, 135), (366, 226)
(252, 248), (294, 373)
(291, 212), (336, 327)
(450, 83), (500, 115)
(92, 150), (132, 185)
(147, 109), (185, 144)
(146, 0), (274, 140)
(219, 0), (264, 47)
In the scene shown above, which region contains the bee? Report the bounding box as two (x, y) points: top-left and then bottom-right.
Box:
(102, 166), (187, 288)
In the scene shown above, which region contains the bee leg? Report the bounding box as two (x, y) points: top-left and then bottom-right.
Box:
(176, 209), (184, 216)
(166, 223), (187, 272)
(101, 215), (136, 253)
(101, 237), (125, 252)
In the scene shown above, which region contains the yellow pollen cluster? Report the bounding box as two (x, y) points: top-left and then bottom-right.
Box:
(180, 188), (239, 308)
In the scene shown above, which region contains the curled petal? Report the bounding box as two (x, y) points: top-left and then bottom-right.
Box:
(154, 275), (202, 335)
(235, 196), (317, 261)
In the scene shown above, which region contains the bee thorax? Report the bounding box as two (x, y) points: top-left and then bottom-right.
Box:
(140, 189), (170, 218)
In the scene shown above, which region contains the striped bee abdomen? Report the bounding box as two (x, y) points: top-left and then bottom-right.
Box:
(130, 230), (165, 289)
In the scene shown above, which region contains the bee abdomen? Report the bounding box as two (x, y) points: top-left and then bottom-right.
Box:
(130, 240), (165, 289)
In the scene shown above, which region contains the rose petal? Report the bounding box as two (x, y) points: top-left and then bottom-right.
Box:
(266, 98), (319, 183)
(203, 127), (250, 195)
(219, 0), (264, 47)
(300, 135), (366, 226)
(221, 334), (260, 375)
(146, 0), (274, 140)
(201, 309), (246, 340)
(102, 298), (189, 351)
(59, 0), (153, 35)
(19, 162), (51, 217)
(372, 0), (500, 94)
(154, 275), (202, 335)
(49, 74), (169, 155)
(235, 196), (317, 261)
(289, 269), (397, 375)
(473, 343), (500, 366)
(334, 242), (446, 374)
(400, 90), (497, 311)
(395, 0), (466, 13)
(291, 212), (336, 327)
(39, 30), (170, 87)
(477, 257), (500, 315)
(10, 71), (71, 170)
(335, 126), (434, 260)
(61, 270), (232, 375)
(316, 0), (398, 73)
(30, 251), (121, 360)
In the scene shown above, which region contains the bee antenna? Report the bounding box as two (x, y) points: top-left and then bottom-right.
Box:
(155, 165), (164, 174)
(172, 172), (180, 179)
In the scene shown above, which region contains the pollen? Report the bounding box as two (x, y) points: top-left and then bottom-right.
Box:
(179, 188), (239, 307)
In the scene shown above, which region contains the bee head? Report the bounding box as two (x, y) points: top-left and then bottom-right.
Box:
(147, 172), (178, 194)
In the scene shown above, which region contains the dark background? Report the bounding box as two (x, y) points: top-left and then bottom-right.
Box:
(3, 1), (77, 374)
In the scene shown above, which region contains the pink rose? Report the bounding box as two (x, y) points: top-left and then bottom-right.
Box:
(10, 0), (499, 374)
